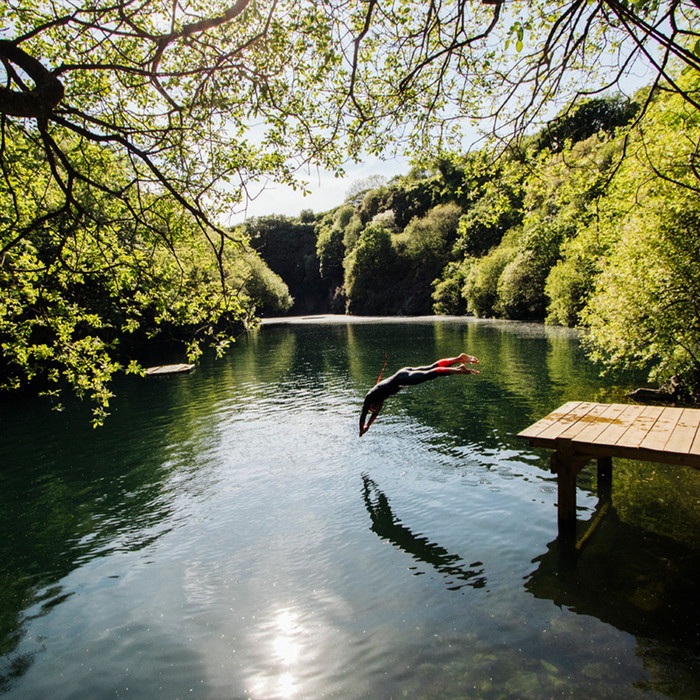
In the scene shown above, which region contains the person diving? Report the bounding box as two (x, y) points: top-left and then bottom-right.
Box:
(359, 353), (480, 436)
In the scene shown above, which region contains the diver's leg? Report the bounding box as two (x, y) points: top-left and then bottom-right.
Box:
(406, 354), (479, 372)
(436, 353), (479, 367)
(396, 365), (476, 387)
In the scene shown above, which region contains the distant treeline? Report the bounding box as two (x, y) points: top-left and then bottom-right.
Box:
(244, 81), (700, 398)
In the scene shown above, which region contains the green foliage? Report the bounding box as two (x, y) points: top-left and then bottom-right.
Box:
(455, 196), (517, 257)
(389, 202), (462, 314)
(531, 96), (640, 153)
(344, 176), (388, 206)
(463, 245), (517, 318)
(314, 204), (354, 308)
(581, 85), (700, 393)
(359, 187), (389, 223)
(311, 92), (647, 321)
(343, 214), (366, 252)
(344, 224), (397, 314)
(545, 252), (596, 326)
(393, 203), (461, 268)
(316, 223), (345, 282)
(385, 177), (442, 229)
(454, 120), (618, 322)
(4, 0), (700, 416)
(335, 205), (355, 230)
(583, 199), (700, 392)
(432, 261), (470, 315)
(4, 0), (360, 421)
(0, 126), (294, 423)
(497, 251), (548, 319)
(0, 135), (244, 424)
(453, 155), (526, 257)
(233, 251), (294, 316)
(244, 214), (325, 314)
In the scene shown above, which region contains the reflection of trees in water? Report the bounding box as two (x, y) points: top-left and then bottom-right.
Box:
(362, 474), (487, 591)
(0, 460), (176, 692)
(0, 378), (199, 692)
(527, 509), (700, 698)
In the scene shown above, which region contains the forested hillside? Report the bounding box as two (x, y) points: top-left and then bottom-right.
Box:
(247, 82), (700, 400)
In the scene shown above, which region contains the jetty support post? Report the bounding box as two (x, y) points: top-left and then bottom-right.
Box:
(550, 444), (592, 541)
(596, 455), (613, 502)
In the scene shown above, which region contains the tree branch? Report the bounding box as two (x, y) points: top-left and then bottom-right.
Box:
(0, 40), (64, 119)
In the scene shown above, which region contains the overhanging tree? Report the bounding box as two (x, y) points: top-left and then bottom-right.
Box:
(1, 0), (349, 420)
(4, 0), (700, 229)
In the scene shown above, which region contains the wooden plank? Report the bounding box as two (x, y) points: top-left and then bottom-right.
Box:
(517, 401), (583, 440)
(518, 402), (700, 467)
(536, 402), (600, 442)
(590, 403), (645, 448)
(639, 406), (684, 452)
(559, 402), (617, 441)
(571, 403), (627, 445)
(516, 402), (700, 541)
(691, 417), (700, 457)
(616, 404), (665, 448)
(145, 363), (195, 376)
(667, 408), (700, 455)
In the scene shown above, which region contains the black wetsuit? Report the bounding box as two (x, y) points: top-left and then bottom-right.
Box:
(364, 365), (451, 405)
(360, 362), (454, 431)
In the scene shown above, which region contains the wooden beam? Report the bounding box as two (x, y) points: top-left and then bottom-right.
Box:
(597, 455), (612, 502)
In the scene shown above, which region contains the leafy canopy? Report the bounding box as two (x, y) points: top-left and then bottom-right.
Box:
(3, 0), (700, 228)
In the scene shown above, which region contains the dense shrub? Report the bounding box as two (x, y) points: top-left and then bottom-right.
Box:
(462, 246), (515, 317)
(316, 224), (345, 283)
(545, 243), (597, 326)
(344, 224), (398, 314)
(235, 252), (293, 315)
(432, 261), (470, 315)
(497, 251), (548, 319)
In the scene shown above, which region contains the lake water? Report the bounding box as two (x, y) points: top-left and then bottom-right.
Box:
(1, 316), (700, 699)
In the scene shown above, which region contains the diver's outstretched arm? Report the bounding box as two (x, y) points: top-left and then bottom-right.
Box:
(359, 402), (381, 437)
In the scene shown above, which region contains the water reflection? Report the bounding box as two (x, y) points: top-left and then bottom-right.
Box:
(362, 474), (487, 591)
(248, 608), (305, 699)
(527, 508), (700, 697)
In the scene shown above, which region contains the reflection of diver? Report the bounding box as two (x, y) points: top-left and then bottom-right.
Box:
(359, 353), (480, 436)
(362, 474), (487, 591)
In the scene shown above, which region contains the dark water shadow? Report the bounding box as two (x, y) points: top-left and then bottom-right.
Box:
(526, 509), (700, 698)
(362, 474), (487, 591)
(0, 374), (209, 695)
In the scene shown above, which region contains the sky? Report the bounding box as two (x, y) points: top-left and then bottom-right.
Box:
(231, 153), (411, 223)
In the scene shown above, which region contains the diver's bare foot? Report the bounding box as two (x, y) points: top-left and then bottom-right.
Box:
(457, 353), (480, 365)
(457, 363), (480, 375)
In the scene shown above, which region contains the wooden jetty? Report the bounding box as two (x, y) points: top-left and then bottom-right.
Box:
(144, 363), (194, 376)
(518, 401), (700, 540)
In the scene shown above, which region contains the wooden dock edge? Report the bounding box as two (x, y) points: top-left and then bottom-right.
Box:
(517, 401), (700, 549)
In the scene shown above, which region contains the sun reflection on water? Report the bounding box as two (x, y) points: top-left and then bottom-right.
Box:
(248, 608), (306, 699)
(272, 609), (302, 665)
